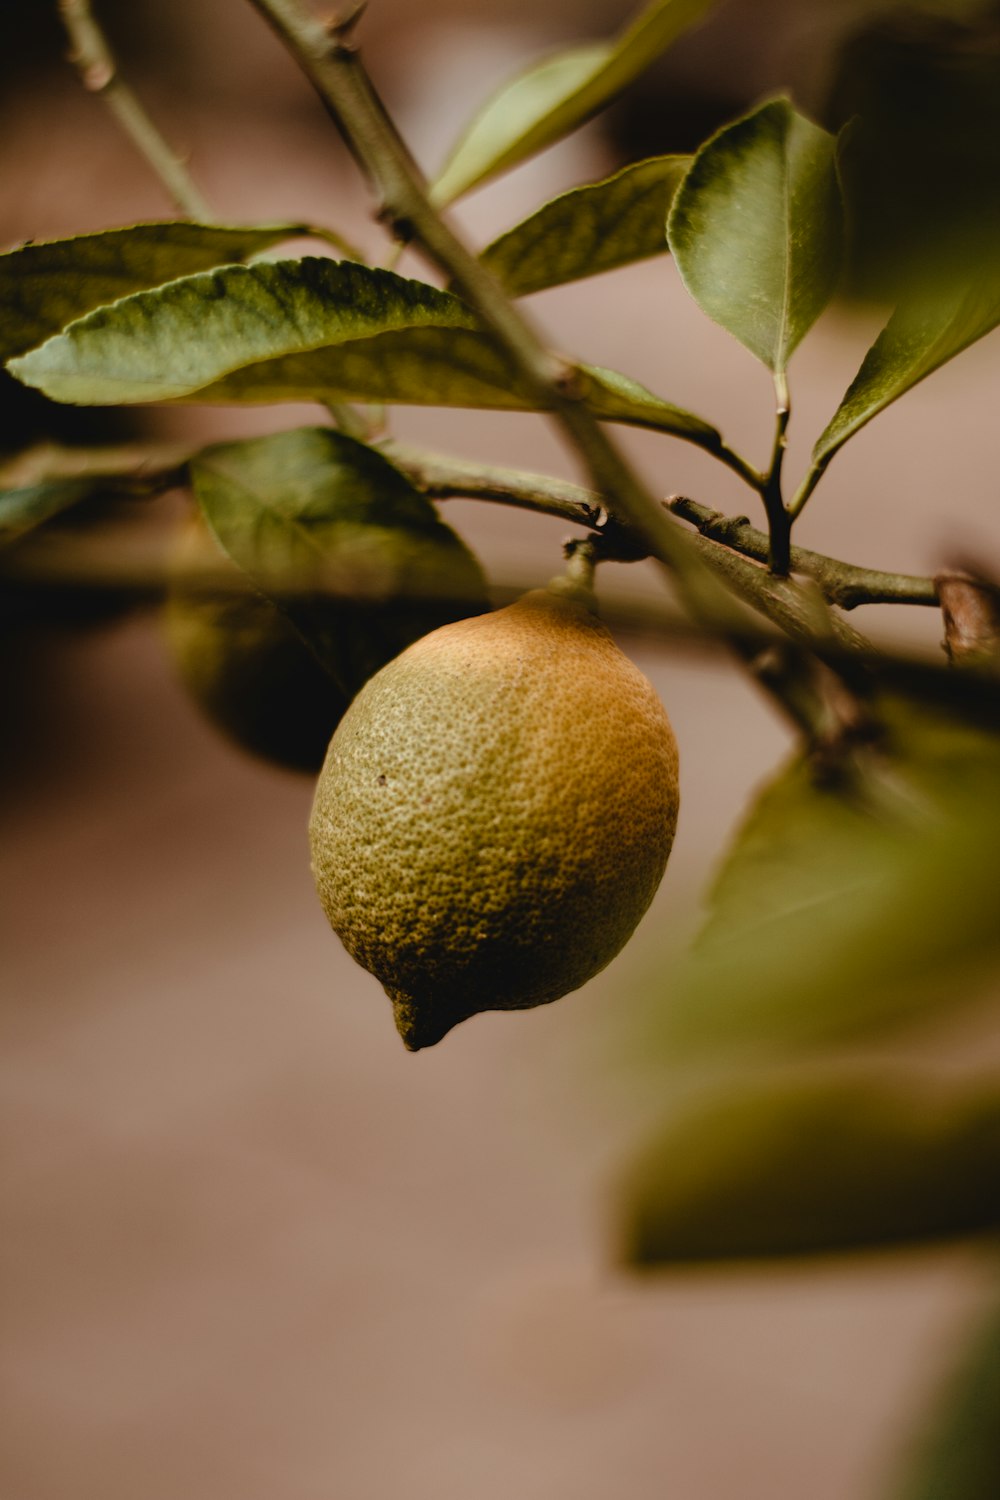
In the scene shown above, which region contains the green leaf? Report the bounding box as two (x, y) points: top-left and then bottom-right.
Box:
(188, 427), (488, 698)
(0, 477), (96, 546)
(193, 326), (521, 407)
(799, 273), (1000, 501)
(668, 97), (844, 371)
(430, 0), (715, 207)
(478, 155), (690, 298)
(895, 1293), (1000, 1500)
(652, 701), (1000, 1058)
(0, 221), (306, 362)
(578, 365), (723, 446)
(6, 257), (722, 450)
(198, 339), (723, 448)
(6, 259), (477, 405)
(620, 1069), (1000, 1265)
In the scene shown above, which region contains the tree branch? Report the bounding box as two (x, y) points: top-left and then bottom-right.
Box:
(59, 0), (212, 221)
(11, 521), (999, 734)
(383, 442), (875, 658)
(682, 530), (873, 655)
(0, 424), (887, 698)
(241, 0), (855, 744)
(669, 496), (939, 611)
(242, 2), (748, 628)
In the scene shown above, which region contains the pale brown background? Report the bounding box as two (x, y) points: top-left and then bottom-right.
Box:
(3, 4), (999, 1498)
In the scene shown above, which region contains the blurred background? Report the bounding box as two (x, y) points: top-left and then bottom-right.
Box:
(2, 3), (1000, 1497)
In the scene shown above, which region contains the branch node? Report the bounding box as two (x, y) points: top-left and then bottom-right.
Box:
(550, 360), (585, 400)
(592, 515), (649, 562)
(81, 58), (113, 91)
(374, 203), (414, 243)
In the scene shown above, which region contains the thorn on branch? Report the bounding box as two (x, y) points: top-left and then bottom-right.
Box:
(79, 58), (113, 91)
(550, 360), (585, 400)
(326, 0), (368, 46)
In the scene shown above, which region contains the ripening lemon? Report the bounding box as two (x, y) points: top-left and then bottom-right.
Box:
(309, 584), (680, 1049)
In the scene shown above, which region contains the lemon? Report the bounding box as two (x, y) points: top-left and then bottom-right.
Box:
(309, 584), (680, 1049)
(166, 519), (347, 772)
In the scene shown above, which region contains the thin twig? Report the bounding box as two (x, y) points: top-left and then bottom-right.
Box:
(712, 440), (766, 494)
(669, 497), (939, 611)
(381, 442), (606, 527)
(60, 4), (382, 263)
(59, 0), (212, 221)
(5, 439), (933, 620)
(0, 426), (891, 671)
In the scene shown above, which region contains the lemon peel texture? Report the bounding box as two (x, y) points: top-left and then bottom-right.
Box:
(309, 587), (680, 1049)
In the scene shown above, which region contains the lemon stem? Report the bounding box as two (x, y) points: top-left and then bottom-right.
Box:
(562, 537), (598, 594)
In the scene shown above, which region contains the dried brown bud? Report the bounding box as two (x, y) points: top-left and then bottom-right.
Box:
(935, 570), (1000, 667)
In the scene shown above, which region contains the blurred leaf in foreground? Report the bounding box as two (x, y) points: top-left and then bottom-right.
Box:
(165, 516), (350, 773)
(825, 4), (1000, 301)
(619, 1068), (1000, 1265)
(649, 700), (1000, 1058)
(430, 0), (714, 206)
(894, 1287), (1000, 1500)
